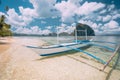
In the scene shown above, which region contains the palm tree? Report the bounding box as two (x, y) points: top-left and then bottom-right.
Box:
(0, 15), (12, 37)
(0, 15), (5, 22)
(0, 1), (12, 37)
(0, 15), (5, 29)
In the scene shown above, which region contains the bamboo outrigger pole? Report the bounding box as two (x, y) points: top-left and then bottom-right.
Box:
(101, 45), (120, 71)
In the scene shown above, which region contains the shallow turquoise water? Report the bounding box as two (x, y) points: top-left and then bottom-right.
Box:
(17, 36), (120, 70)
(41, 36), (120, 70)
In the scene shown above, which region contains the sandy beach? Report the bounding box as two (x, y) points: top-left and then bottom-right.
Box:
(0, 37), (13, 53)
(0, 37), (120, 80)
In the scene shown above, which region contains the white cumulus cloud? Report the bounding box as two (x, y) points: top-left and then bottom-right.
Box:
(19, 6), (37, 18)
(76, 1), (105, 15)
(7, 9), (27, 27)
(14, 25), (51, 35)
(103, 15), (112, 22)
(99, 9), (107, 14)
(55, 1), (77, 23)
(112, 13), (120, 20)
(55, 1), (105, 23)
(104, 20), (119, 29)
(30, 0), (60, 18)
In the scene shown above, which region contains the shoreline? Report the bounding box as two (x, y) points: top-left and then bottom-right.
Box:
(0, 37), (120, 80)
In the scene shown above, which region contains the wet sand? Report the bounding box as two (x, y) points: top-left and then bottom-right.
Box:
(0, 37), (120, 80)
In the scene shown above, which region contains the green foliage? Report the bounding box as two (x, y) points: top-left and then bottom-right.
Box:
(0, 15), (12, 37)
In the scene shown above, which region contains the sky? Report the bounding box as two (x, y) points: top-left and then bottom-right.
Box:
(0, 0), (120, 35)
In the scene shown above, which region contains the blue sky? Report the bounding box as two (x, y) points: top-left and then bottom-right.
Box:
(0, 0), (120, 35)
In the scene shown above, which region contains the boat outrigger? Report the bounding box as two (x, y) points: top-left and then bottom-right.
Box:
(27, 40), (90, 56)
(27, 29), (91, 57)
(26, 28), (120, 70)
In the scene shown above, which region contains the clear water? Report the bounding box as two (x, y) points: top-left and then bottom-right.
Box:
(19, 35), (120, 70)
(92, 36), (120, 70)
(40, 36), (120, 70)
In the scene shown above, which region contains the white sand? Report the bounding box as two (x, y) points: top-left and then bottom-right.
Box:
(0, 37), (120, 80)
